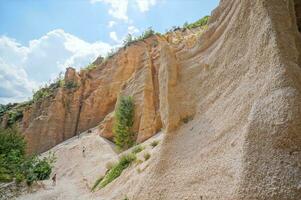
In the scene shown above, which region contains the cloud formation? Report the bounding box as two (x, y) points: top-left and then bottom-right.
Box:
(108, 20), (117, 28)
(90, 0), (158, 21)
(136, 0), (157, 12)
(91, 0), (129, 21)
(109, 31), (119, 42)
(0, 29), (113, 104)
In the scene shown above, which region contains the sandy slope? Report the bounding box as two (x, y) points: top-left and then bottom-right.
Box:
(17, 127), (117, 200)
(87, 0), (301, 199)
(17, 127), (163, 200)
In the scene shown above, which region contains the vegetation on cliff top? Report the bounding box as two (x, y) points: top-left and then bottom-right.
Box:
(113, 96), (135, 150)
(123, 27), (156, 47)
(0, 102), (32, 127)
(0, 126), (55, 185)
(183, 15), (210, 29)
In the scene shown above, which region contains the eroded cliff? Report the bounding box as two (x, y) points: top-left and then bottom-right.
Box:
(4, 28), (202, 154)
(2, 0), (301, 199)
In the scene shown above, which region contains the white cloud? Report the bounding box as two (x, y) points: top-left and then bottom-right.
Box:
(0, 29), (113, 104)
(109, 31), (119, 42)
(128, 25), (139, 34)
(0, 58), (37, 104)
(91, 0), (129, 21)
(90, 0), (158, 22)
(108, 20), (117, 28)
(135, 0), (157, 12)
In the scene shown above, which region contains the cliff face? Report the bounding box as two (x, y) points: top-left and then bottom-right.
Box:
(19, 30), (202, 154)
(93, 0), (301, 199)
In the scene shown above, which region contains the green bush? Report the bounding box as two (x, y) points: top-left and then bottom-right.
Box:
(183, 16), (210, 29)
(143, 153), (151, 161)
(64, 81), (78, 89)
(21, 153), (56, 186)
(32, 74), (64, 102)
(99, 153), (136, 188)
(123, 34), (134, 46)
(0, 127), (25, 182)
(1, 102), (33, 127)
(0, 127), (55, 185)
(113, 96), (135, 150)
(123, 27), (156, 47)
(150, 140), (159, 148)
(0, 103), (17, 119)
(138, 27), (155, 40)
(131, 145), (144, 154)
(33, 87), (51, 102)
(7, 110), (23, 126)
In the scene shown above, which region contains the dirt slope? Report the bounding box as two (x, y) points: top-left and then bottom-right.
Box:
(17, 128), (163, 200)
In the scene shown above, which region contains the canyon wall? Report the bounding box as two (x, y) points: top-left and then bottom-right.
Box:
(16, 29), (202, 154)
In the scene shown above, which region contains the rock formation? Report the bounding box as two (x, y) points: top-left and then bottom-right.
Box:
(2, 0), (301, 199)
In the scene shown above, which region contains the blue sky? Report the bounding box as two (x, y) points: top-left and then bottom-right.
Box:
(0, 0), (219, 104)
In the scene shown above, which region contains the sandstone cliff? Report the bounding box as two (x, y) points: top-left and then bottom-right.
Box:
(7, 28), (201, 154)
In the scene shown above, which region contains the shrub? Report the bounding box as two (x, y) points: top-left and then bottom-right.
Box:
(138, 27), (155, 40)
(150, 140), (159, 148)
(64, 81), (78, 89)
(1, 101), (34, 127)
(122, 27), (156, 48)
(143, 153), (151, 161)
(135, 159), (143, 165)
(182, 115), (194, 124)
(0, 127), (26, 157)
(123, 34), (134, 46)
(7, 110), (23, 126)
(0, 103), (17, 119)
(183, 16), (210, 29)
(33, 87), (51, 102)
(136, 168), (142, 173)
(32, 74), (64, 102)
(0, 127), (25, 182)
(113, 96), (135, 150)
(21, 153), (56, 186)
(99, 153), (136, 188)
(0, 127), (55, 185)
(132, 145), (144, 154)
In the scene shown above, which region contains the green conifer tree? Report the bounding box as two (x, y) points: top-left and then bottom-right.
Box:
(113, 96), (135, 150)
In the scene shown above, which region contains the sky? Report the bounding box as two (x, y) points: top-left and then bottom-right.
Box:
(0, 0), (219, 104)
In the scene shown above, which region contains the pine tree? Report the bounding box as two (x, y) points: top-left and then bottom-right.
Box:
(113, 96), (135, 150)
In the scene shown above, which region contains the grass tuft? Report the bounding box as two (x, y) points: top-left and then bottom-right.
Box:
(143, 153), (151, 161)
(150, 140), (159, 148)
(99, 153), (136, 188)
(131, 145), (144, 154)
(91, 176), (103, 192)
